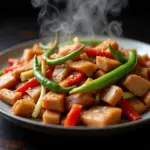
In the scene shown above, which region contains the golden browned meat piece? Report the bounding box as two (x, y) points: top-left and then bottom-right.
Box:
(137, 55), (146, 67)
(22, 48), (44, 62)
(0, 72), (16, 90)
(42, 91), (65, 112)
(135, 67), (148, 80)
(26, 86), (41, 103)
(11, 99), (35, 118)
(80, 53), (89, 61)
(122, 74), (150, 96)
(94, 70), (105, 78)
(80, 106), (122, 127)
(95, 39), (118, 51)
(43, 110), (61, 124)
(0, 89), (22, 105)
(142, 54), (149, 62)
(65, 93), (95, 111)
(128, 98), (147, 114)
(70, 60), (97, 77)
(96, 56), (121, 72)
(101, 85), (123, 106)
(146, 60), (150, 68)
(143, 91), (150, 107)
(58, 43), (81, 57)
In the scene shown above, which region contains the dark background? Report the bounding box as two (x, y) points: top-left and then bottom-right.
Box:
(0, 0), (150, 50)
(0, 0), (150, 149)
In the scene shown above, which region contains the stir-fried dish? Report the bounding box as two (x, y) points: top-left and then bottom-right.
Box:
(0, 33), (150, 127)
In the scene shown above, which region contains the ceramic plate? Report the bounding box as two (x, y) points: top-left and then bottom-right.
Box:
(0, 35), (150, 136)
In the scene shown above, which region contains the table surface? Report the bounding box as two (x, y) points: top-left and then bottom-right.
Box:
(0, 20), (150, 149)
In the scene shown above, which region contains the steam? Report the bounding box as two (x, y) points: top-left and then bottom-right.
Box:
(31, 0), (128, 38)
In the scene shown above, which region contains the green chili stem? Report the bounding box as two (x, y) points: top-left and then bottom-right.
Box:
(33, 56), (76, 93)
(43, 45), (85, 65)
(70, 51), (137, 94)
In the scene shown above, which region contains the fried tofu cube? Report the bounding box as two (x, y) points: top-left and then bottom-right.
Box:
(0, 72), (16, 90)
(65, 93), (95, 111)
(122, 74), (150, 96)
(70, 60), (97, 77)
(11, 99), (35, 118)
(43, 110), (61, 124)
(143, 91), (150, 107)
(96, 56), (121, 72)
(42, 91), (65, 112)
(128, 98), (147, 114)
(26, 86), (41, 103)
(0, 89), (22, 105)
(80, 106), (122, 127)
(101, 85), (123, 106)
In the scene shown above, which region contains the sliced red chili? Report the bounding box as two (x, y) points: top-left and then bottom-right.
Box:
(16, 69), (53, 93)
(83, 47), (114, 59)
(119, 99), (141, 121)
(64, 104), (82, 127)
(60, 72), (84, 87)
(3, 64), (23, 74)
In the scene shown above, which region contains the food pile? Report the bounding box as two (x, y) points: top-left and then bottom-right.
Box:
(0, 33), (150, 127)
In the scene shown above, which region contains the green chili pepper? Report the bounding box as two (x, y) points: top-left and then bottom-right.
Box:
(43, 45), (85, 65)
(109, 44), (127, 63)
(40, 38), (102, 50)
(39, 32), (59, 50)
(33, 56), (76, 93)
(70, 51), (137, 94)
(79, 39), (102, 46)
